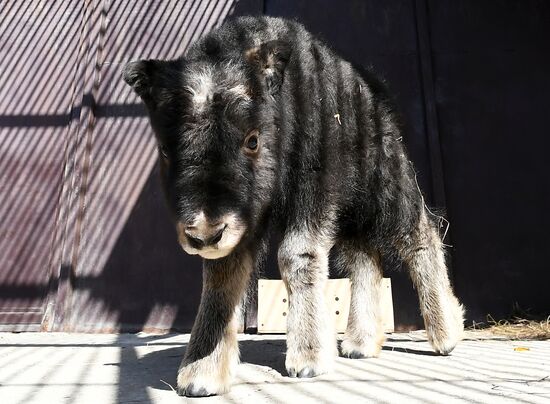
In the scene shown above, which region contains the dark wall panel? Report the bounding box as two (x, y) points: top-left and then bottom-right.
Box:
(1, 0), (548, 332)
(264, 0), (433, 329)
(265, 0), (434, 201)
(428, 0), (550, 320)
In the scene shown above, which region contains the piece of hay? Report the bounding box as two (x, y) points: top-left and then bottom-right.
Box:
(471, 315), (550, 340)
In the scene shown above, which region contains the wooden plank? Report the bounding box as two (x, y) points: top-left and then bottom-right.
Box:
(257, 278), (394, 334)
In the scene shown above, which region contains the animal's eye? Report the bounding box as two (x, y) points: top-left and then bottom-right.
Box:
(244, 129), (259, 153)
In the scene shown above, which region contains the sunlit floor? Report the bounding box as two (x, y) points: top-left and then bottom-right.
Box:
(0, 331), (548, 403)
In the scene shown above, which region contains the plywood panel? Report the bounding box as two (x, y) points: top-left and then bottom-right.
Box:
(258, 278), (394, 334)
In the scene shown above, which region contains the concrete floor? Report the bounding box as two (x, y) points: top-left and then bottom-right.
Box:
(0, 331), (549, 403)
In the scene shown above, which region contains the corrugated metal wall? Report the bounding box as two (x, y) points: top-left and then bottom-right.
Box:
(1, 0), (549, 332)
(1, 1), (86, 329)
(0, 0), (261, 332)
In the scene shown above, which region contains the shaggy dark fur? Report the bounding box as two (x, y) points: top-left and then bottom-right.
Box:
(125, 17), (420, 252)
(124, 16), (463, 397)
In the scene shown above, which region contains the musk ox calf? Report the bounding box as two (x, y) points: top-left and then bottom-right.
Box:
(124, 16), (464, 397)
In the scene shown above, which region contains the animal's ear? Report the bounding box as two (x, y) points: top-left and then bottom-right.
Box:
(123, 60), (157, 99)
(245, 40), (292, 94)
(123, 59), (181, 105)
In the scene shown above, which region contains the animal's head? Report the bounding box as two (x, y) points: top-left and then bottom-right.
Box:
(123, 40), (291, 259)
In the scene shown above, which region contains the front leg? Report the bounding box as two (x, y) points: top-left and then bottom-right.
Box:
(177, 251), (252, 397)
(278, 232), (337, 378)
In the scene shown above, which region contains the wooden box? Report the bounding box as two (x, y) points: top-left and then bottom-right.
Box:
(257, 278), (394, 334)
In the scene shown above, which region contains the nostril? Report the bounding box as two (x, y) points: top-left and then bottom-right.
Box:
(183, 221), (226, 249)
(210, 227), (224, 245)
(186, 234), (204, 249)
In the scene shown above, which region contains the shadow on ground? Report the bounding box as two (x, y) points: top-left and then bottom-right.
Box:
(2, 332), (549, 403)
(125, 334), (443, 399)
(125, 337), (288, 396)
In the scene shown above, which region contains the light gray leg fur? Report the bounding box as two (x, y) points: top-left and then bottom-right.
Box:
(278, 231), (337, 378)
(401, 211), (465, 355)
(339, 246), (386, 358)
(177, 251), (253, 396)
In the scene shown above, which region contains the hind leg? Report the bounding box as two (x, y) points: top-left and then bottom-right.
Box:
(339, 243), (386, 358)
(400, 211), (464, 355)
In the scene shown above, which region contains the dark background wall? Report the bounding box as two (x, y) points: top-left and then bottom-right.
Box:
(0, 0), (548, 332)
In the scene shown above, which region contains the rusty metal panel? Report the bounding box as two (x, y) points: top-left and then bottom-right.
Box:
(0, 1), (85, 328)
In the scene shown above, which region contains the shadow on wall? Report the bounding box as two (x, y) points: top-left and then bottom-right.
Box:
(0, 0), (263, 332)
(0, 0), (427, 333)
(0, 0), (89, 327)
(64, 0), (267, 333)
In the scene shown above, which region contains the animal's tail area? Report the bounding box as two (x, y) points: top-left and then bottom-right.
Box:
(409, 160), (451, 246)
